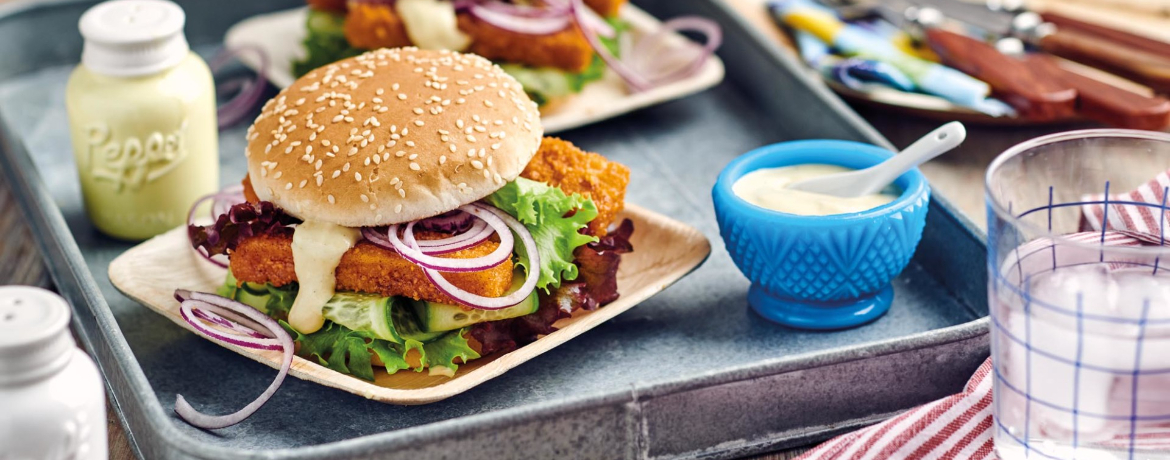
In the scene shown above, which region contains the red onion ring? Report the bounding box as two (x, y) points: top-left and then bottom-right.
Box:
(628, 17), (722, 85)
(468, 4), (573, 35)
(564, 0), (615, 38)
(570, 0), (649, 90)
(181, 300), (282, 349)
(363, 218), (494, 255)
(192, 307), (273, 339)
(210, 185), (246, 220)
(173, 289), (294, 430)
(420, 204), (540, 310)
(480, 0), (568, 18)
(187, 186), (247, 268)
(415, 221), (494, 254)
(383, 207), (513, 272)
(211, 45), (270, 130)
(568, 0), (721, 92)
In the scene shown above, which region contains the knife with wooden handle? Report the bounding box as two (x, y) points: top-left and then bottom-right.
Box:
(924, 28), (1076, 120)
(869, 0), (1170, 95)
(1023, 54), (1170, 130)
(1037, 27), (1170, 95)
(1040, 12), (1170, 59)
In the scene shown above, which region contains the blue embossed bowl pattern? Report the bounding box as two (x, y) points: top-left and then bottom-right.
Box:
(712, 140), (930, 330)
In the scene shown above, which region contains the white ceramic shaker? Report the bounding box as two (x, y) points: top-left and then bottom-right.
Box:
(0, 286), (107, 460)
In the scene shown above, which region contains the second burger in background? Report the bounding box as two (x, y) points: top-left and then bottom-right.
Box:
(297, 0), (629, 107)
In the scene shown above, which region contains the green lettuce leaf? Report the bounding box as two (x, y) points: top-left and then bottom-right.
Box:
(486, 177), (599, 292)
(500, 17), (628, 105)
(293, 9), (362, 78)
(219, 273), (478, 380)
(280, 320), (381, 380)
(572, 17), (628, 88)
(281, 320), (477, 381)
(217, 270), (295, 320)
(422, 331), (480, 372)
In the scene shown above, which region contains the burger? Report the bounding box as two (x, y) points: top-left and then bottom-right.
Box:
(188, 47), (633, 381)
(295, 0), (629, 107)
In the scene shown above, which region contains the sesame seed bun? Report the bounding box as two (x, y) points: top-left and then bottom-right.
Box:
(244, 47), (543, 227)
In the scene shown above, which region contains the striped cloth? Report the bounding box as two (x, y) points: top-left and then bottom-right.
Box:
(795, 358), (996, 460)
(795, 354), (1170, 459)
(1080, 168), (1170, 245)
(797, 171), (1170, 460)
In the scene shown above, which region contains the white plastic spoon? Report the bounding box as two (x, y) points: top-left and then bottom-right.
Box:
(788, 121), (966, 198)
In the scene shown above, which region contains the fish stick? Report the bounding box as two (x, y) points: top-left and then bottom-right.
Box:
(344, 2), (413, 50)
(585, 0), (627, 17)
(522, 137), (630, 235)
(342, 2), (595, 72)
(229, 233), (514, 304)
(457, 15), (595, 73)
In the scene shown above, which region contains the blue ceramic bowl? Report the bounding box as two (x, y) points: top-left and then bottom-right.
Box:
(713, 140), (930, 330)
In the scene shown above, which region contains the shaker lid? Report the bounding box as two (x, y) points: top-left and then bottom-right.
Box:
(79, 0), (189, 77)
(0, 287), (75, 385)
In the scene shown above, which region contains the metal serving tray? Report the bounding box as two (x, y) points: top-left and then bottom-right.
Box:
(0, 0), (990, 458)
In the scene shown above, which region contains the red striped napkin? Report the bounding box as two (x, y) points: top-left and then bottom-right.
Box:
(797, 172), (1170, 460)
(1080, 168), (1170, 245)
(795, 358), (996, 460)
(795, 350), (1170, 460)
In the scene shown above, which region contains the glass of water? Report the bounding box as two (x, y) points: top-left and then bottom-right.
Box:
(987, 130), (1170, 460)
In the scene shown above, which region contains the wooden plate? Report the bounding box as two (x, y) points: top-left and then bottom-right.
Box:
(223, 6), (726, 134)
(107, 204), (710, 404)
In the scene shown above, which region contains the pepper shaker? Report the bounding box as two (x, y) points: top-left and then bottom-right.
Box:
(0, 286), (107, 460)
(66, 0), (219, 241)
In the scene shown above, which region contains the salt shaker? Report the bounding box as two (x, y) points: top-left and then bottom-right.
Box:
(66, 0), (219, 241)
(0, 287), (107, 460)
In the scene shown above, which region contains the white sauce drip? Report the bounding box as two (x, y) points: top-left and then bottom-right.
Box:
(288, 220), (361, 334)
(732, 164), (899, 216)
(396, 0), (471, 51)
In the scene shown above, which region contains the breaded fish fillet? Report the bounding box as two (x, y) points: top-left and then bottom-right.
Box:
(230, 233), (514, 304)
(342, 3), (594, 72)
(344, 2), (413, 50)
(584, 0), (627, 17)
(457, 15), (595, 73)
(521, 137), (630, 235)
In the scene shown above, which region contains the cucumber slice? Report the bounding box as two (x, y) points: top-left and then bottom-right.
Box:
(391, 301), (447, 343)
(321, 293), (447, 343)
(414, 276), (540, 332)
(235, 287), (272, 314)
(322, 293), (402, 343)
(242, 282), (269, 294)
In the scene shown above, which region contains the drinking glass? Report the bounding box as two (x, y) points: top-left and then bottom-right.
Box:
(987, 130), (1170, 460)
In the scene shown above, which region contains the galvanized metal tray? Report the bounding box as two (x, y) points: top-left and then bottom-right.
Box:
(0, 0), (991, 458)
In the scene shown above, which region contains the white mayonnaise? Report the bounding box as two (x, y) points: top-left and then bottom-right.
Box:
(288, 220), (361, 334)
(396, 0), (471, 51)
(732, 164), (899, 216)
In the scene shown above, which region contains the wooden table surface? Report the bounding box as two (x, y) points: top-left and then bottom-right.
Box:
(2, 0), (1166, 458)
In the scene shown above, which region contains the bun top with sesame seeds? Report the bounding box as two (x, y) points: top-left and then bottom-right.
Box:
(244, 47), (543, 227)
